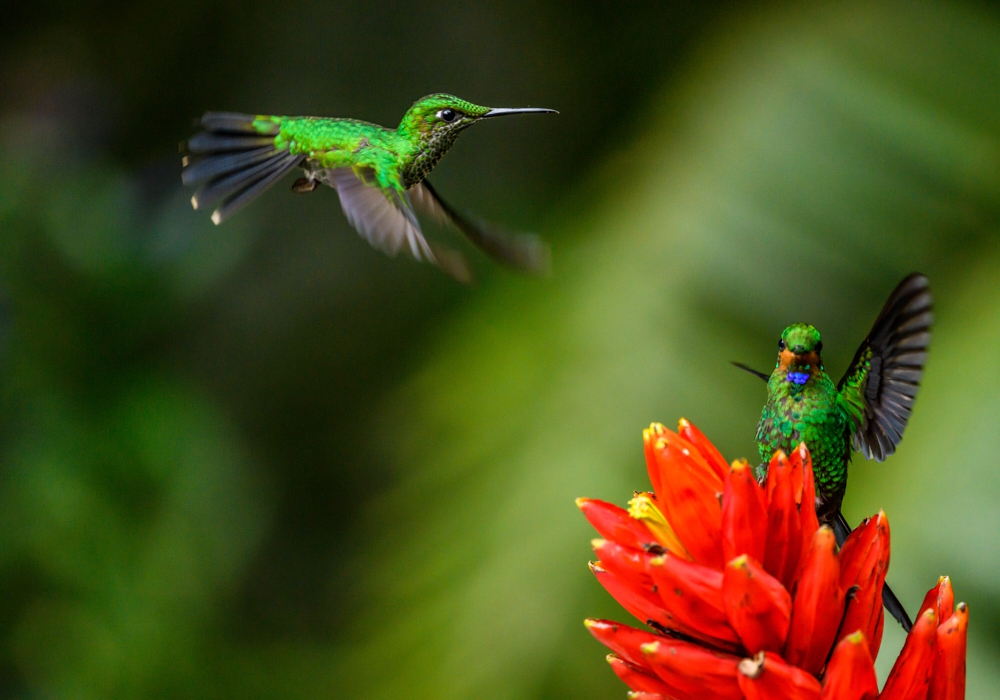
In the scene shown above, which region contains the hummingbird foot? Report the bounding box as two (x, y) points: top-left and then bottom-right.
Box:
(291, 177), (319, 194)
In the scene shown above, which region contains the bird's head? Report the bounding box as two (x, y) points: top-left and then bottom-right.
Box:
(397, 94), (557, 150)
(777, 323), (824, 385)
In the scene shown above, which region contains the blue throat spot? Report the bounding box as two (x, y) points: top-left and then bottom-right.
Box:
(787, 371), (810, 385)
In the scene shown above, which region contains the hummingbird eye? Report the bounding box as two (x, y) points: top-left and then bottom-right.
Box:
(778, 339), (786, 351)
(437, 108), (458, 123)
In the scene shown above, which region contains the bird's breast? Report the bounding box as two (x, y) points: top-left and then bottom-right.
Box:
(401, 130), (460, 188)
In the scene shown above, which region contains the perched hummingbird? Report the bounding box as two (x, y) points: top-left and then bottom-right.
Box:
(735, 273), (933, 631)
(182, 94), (557, 280)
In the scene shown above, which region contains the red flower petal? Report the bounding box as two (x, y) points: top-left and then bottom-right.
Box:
(646, 553), (740, 648)
(583, 618), (660, 669)
(648, 430), (724, 568)
(677, 418), (730, 482)
(763, 451), (804, 588)
(838, 512), (880, 586)
(785, 526), (845, 675)
(723, 554), (792, 654)
(790, 442), (820, 564)
(606, 654), (680, 696)
(880, 607), (938, 700)
(737, 651), (821, 700)
(819, 631), (879, 700)
(872, 604), (886, 661)
(591, 563), (672, 631)
(918, 576), (955, 626)
(643, 424), (667, 499)
(626, 693), (671, 700)
(641, 639), (742, 699)
(722, 459), (768, 565)
(584, 618), (662, 669)
(928, 603), (968, 700)
(593, 538), (653, 586)
(837, 512), (889, 655)
(577, 498), (658, 551)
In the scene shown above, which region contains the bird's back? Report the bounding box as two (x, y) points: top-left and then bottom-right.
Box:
(275, 117), (403, 159)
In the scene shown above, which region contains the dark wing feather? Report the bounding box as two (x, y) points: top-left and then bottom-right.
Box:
(732, 361), (770, 382)
(183, 111), (302, 224)
(410, 180), (551, 275)
(838, 273), (933, 461)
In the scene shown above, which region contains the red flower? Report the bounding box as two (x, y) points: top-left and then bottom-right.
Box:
(580, 419), (968, 700)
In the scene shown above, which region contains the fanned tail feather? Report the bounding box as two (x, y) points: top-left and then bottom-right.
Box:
(183, 112), (302, 224)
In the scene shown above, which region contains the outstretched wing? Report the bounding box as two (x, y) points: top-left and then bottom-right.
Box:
(329, 168), (435, 262)
(838, 273), (933, 461)
(410, 180), (551, 275)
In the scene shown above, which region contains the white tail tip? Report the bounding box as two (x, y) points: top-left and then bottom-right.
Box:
(190, 195), (199, 210)
(211, 211), (222, 225)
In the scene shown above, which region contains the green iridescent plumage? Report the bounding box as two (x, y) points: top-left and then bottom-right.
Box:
(182, 94), (557, 279)
(742, 276), (933, 522)
(755, 324), (851, 512)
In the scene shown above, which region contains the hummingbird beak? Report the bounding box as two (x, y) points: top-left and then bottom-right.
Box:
(481, 107), (559, 119)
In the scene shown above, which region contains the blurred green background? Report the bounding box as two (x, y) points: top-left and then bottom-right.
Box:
(1, 1), (998, 698)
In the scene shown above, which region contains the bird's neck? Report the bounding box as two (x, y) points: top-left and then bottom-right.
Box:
(767, 368), (835, 404)
(397, 124), (471, 189)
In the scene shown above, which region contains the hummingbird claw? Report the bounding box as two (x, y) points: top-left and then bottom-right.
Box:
(291, 177), (319, 194)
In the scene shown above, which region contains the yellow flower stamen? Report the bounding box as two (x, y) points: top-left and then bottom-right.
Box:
(627, 492), (692, 560)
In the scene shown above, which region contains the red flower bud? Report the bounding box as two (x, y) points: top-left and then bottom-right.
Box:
(785, 526), (844, 675)
(837, 512), (889, 656)
(819, 631), (878, 700)
(646, 430), (724, 568)
(928, 603), (968, 700)
(577, 498), (659, 551)
(880, 607), (938, 700)
(790, 442), (820, 564)
(722, 459), (768, 565)
(641, 639), (742, 699)
(723, 555), (792, 654)
(919, 576), (955, 625)
(737, 651), (821, 700)
(677, 417), (730, 481)
(592, 538), (653, 586)
(590, 563), (673, 631)
(606, 654), (679, 696)
(763, 451), (803, 589)
(646, 553), (740, 648)
(584, 619), (661, 668)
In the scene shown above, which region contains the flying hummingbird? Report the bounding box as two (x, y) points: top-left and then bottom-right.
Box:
(735, 273), (933, 631)
(182, 94), (557, 281)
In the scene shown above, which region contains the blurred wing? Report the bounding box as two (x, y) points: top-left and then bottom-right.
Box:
(329, 168), (435, 262)
(410, 180), (551, 275)
(838, 273), (933, 461)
